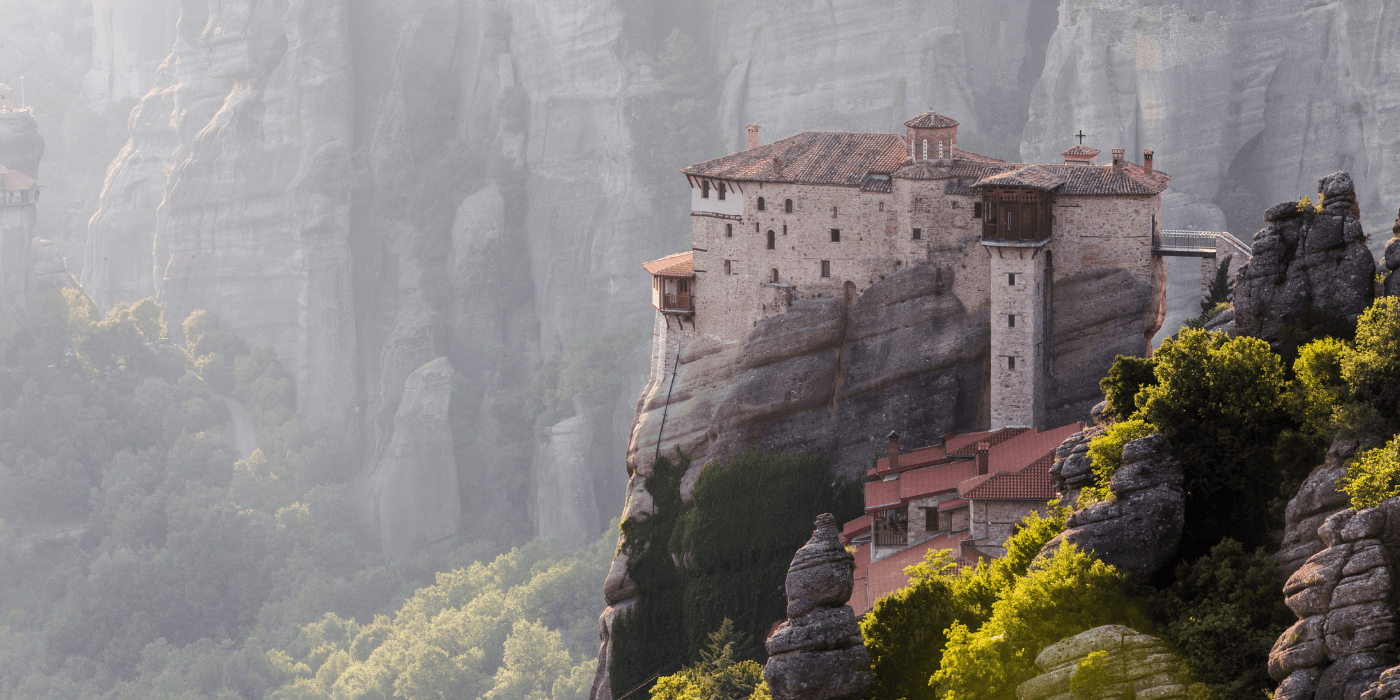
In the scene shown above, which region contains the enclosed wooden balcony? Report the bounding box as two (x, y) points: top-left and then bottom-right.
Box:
(643, 251), (696, 315)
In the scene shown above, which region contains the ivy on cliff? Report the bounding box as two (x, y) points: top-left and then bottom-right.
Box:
(609, 450), (862, 699)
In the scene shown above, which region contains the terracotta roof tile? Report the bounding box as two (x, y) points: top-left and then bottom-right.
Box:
(851, 530), (972, 614)
(974, 165), (1066, 191)
(897, 461), (978, 502)
(642, 251), (693, 277)
(937, 498), (967, 511)
(681, 132), (908, 186)
(1062, 144), (1101, 158)
(0, 164), (38, 191)
(841, 515), (871, 541)
(960, 451), (1059, 500)
(948, 428), (1027, 455)
(904, 112), (959, 129)
(864, 479), (901, 510)
(860, 173), (893, 193)
(970, 161), (1170, 195)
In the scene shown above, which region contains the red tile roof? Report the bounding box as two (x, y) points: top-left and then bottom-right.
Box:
(841, 515), (871, 541)
(982, 423), (1084, 474)
(898, 461), (978, 502)
(975, 164), (1066, 191)
(864, 479), (901, 510)
(681, 132), (908, 186)
(961, 451), (1059, 500)
(904, 112), (959, 129)
(0, 164), (38, 191)
(948, 428), (1027, 456)
(1062, 144), (1101, 158)
(937, 498), (967, 511)
(642, 251), (693, 277)
(874, 443), (948, 472)
(848, 531), (973, 614)
(969, 161), (1169, 195)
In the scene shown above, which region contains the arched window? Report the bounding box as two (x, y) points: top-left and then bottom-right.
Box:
(938, 140), (945, 159)
(767, 230), (776, 249)
(921, 139), (928, 160)
(725, 223), (733, 237)
(757, 197), (766, 211)
(784, 199), (793, 213)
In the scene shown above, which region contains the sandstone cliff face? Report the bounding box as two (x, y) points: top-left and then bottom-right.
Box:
(1022, 0), (1400, 255)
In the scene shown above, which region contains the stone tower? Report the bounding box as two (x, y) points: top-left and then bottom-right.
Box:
(904, 112), (957, 162)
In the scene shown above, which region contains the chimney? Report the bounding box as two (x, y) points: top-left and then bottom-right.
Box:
(1112, 148), (1125, 172)
(746, 124), (761, 150)
(772, 156), (783, 178)
(887, 431), (901, 470)
(1143, 149), (1154, 174)
(976, 441), (990, 475)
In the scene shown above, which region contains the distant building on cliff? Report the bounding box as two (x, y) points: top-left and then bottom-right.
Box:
(643, 112), (1178, 430)
(0, 162), (42, 314)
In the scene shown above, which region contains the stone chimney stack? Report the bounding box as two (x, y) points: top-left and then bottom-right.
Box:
(887, 431), (900, 469)
(1112, 148), (1125, 172)
(1143, 149), (1154, 174)
(772, 156), (783, 178)
(747, 124), (761, 150)
(976, 442), (990, 475)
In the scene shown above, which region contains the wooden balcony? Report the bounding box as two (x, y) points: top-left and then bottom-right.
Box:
(873, 530), (908, 548)
(661, 293), (693, 313)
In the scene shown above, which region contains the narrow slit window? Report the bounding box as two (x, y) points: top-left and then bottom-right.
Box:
(785, 199), (793, 213)
(973, 202), (983, 219)
(726, 223), (733, 237)
(1008, 314), (1016, 328)
(718, 183), (726, 200)
(771, 268), (779, 283)
(820, 260), (831, 278)
(1008, 356), (1017, 371)
(912, 228), (922, 240)
(830, 229), (841, 242)
(767, 230), (776, 249)
(1008, 273), (1017, 285)
(757, 197), (766, 211)
(782, 225), (787, 235)
(879, 201), (884, 212)
(724, 260), (732, 275)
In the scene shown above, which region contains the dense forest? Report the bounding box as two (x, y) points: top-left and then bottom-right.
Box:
(0, 287), (614, 700)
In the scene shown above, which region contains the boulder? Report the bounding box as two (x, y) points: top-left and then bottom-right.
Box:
(1234, 172), (1376, 348)
(1039, 435), (1184, 578)
(763, 514), (872, 700)
(1016, 625), (1192, 700)
(1276, 440), (1357, 577)
(1048, 426), (1104, 506)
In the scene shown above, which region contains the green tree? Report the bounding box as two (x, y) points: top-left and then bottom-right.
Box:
(1135, 329), (1293, 556)
(650, 620), (765, 700)
(1098, 355), (1157, 422)
(1338, 434), (1400, 508)
(931, 543), (1150, 700)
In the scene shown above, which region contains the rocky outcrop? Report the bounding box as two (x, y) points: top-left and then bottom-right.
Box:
(1017, 625), (1193, 700)
(1269, 503), (1400, 700)
(1048, 424), (1106, 506)
(372, 358), (460, 563)
(1040, 435), (1184, 579)
(763, 514), (872, 700)
(1364, 667), (1400, 700)
(1234, 173), (1376, 347)
(31, 239), (77, 295)
(0, 111), (44, 178)
(1277, 440), (1358, 578)
(1382, 211), (1400, 299)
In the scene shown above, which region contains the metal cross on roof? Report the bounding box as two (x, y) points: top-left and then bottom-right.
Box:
(1076, 130), (1087, 145)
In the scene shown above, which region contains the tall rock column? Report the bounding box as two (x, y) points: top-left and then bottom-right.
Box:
(374, 358), (461, 562)
(763, 514), (873, 700)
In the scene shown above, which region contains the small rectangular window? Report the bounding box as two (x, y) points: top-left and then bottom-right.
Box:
(726, 223), (733, 238)
(912, 228), (922, 240)
(830, 229), (841, 242)
(1008, 356), (1017, 371)
(701, 181), (710, 199)
(973, 202), (983, 219)
(1008, 273), (1016, 285)
(724, 260), (732, 275)
(1008, 314), (1016, 328)
(718, 183), (726, 200)
(783, 225), (787, 236)
(820, 260), (831, 278)
(924, 508), (940, 532)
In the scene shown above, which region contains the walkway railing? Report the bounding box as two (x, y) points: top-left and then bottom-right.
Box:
(1153, 230), (1252, 259)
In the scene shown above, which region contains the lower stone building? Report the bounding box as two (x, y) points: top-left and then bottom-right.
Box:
(840, 423), (1081, 614)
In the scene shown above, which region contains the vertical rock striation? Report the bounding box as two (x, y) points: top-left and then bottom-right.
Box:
(372, 357), (461, 563)
(763, 514), (872, 700)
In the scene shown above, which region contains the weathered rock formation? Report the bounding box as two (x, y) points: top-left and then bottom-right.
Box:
(1040, 434), (1184, 579)
(1270, 503), (1400, 700)
(1382, 211), (1400, 299)
(370, 357), (461, 563)
(1017, 625), (1194, 700)
(1234, 172), (1376, 347)
(763, 514), (872, 700)
(533, 396), (601, 551)
(1365, 667), (1400, 700)
(1048, 424), (1105, 506)
(1277, 440), (1358, 578)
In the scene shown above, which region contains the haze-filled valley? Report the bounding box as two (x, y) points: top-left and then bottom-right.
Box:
(2, 1), (1400, 699)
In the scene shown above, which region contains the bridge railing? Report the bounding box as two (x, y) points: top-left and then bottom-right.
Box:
(1155, 230), (1220, 252)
